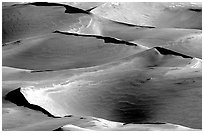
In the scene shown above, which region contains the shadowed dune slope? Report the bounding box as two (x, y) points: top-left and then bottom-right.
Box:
(2, 32), (146, 70)
(63, 2), (104, 11)
(91, 2), (202, 29)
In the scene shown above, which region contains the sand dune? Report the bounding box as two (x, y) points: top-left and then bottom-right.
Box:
(4, 47), (200, 129)
(3, 32), (146, 70)
(2, 2), (24, 6)
(163, 34), (202, 58)
(59, 121), (197, 131)
(2, 2), (91, 43)
(3, 2), (201, 61)
(2, 2), (202, 131)
(2, 103), (52, 131)
(63, 2), (104, 11)
(91, 2), (202, 29)
(4, 114), (197, 131)
(75, 15), (201, 58)
(80, 18), (200, 44)
(58, 117), (197, 131)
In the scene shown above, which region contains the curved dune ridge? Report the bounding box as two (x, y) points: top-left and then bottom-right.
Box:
(2, 2), (202, 131)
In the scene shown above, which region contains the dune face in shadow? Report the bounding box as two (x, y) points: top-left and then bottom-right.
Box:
(5, 88), (56, 117)
(62, 2), (104, 11)
(2, 2), (202, 131)
(153, 47), (192, 58)
(29, 2), (90, 14)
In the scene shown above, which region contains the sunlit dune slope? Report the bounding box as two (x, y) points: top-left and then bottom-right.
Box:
(2, 32), (146, 70)
(58, 120), (196, 131)
(91, 2), (201, 29)
(3, 113), (196, 131)
(5, 47), (201, 128)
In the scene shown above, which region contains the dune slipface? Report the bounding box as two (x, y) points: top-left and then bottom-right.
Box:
(2, 2), (202, 131)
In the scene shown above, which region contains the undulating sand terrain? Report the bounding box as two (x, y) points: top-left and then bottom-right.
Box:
(2, 2), (202, 131)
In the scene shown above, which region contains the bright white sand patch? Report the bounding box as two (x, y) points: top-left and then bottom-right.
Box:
(20, 86), (66, 117)
(60, 117), (197, 131)
(20, 80), (95, 117)
(61, 124), (92, 131)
